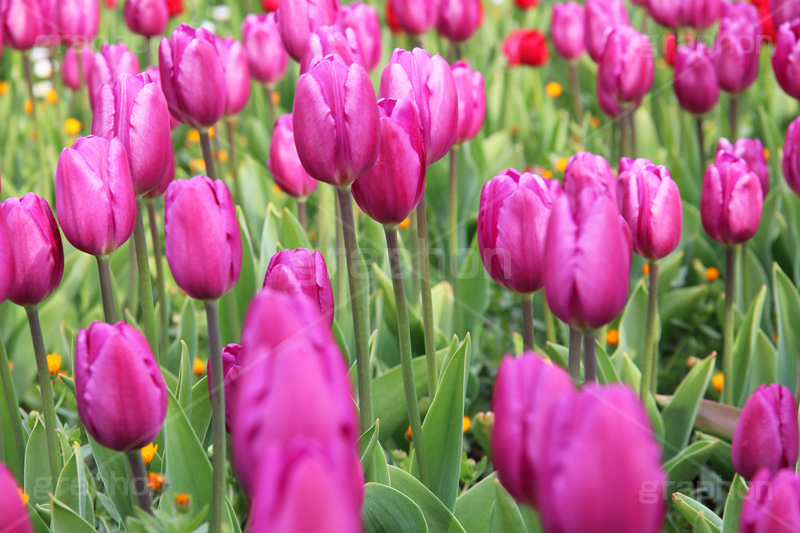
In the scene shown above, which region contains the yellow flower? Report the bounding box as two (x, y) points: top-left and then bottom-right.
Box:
(541, 169), (553, 179)
(712, 372), (724, 393)
(642, 263), (650, 276)
(606, 329), (619, 346)
(8, 361), (12, 372)
(398, 218), (411, 230)
(47, 353), (61, 375)
(18, 488), (29, 506)
(589, 116), (600, 129)
(271, 91), (281, 106)
(218, 150), (228, 163)
(706, 267), (720, 283)
(24, 100), (33, 115)
(406, 425), (412, 440)
(141, 443), (157, 467)
(175, 493), (190, 512)
(64, 118), (82, 136)
(462, 416), (471, 433)
(272, 184), (283, 196)
(147, 472), (164, 492)
(46, 89), (58, 105)
(763, 148), (770, 161)
(0, 81), (9, 96)
(545, 82), (563, 99)
(188, 159), (206, 173)
(193, 357), (206, 376)
(208, 126), (215, 138)
(555, 157), (569, 173)
(186, 130), (201, 143)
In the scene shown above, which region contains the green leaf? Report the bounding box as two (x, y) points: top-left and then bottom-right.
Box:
(663, 439), (718, 486)
(744, 330), (778, 401)
(694, 400), (741, 441)
(661, 286), (709, 326)
(88, 434), (134, 522)
(694, 513), (716, 533)
(362, 482), (428, 533)
(389, 466), (466, 533)
(0, 334), (25, 483)
(661, 354), (716, 461)
(50, 496), (95, 533)
(489, 480), (526, 533)
(773, 263), (800, 393)
(721, 474), (748, 533)
(278, 206), (312, 250)
(454, 473), (497, 533)
(55, 443), (94, 524)
(612, 279), (649, 363)
(671, 493), (722, 532)
(177, 340), (193, 420)
(731, 286), (766, 406)
(373, 440), (391, 486)
(24, 416), (52, 507)
(620, 353), (642, 394)
(457, 236), (490, 336)
(190, 376), (212, 444)
(595, 341), (620, 384)
(360, 420), (379, 471)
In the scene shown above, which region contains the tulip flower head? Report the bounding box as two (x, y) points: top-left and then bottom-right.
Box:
(278, 0), (340, 61)
(551, 2), (585, 61)
(207, 343), (243, 432)
(1, 0), (45, 50)
(773, 19), (800, 99)
(0, 212), (13, 305)
(0, 462), (31, 533)
(88, 43), (141, 109)
(584, 0), (630, 62)
(62, 45), (93, 91)
(58, 0), (100, 46)
(268, 114), (318, 198)
(263, 248), (335, 325)
(242, 14), (289, 86)
(783, 116), (800, 196)
(717, 137), (769, 194)
(701, 152), (763, 245)
(771, 0), (800, 29)
(436, 0), (482, 43)
(563, 151), (617, 202)
(740, 468), (800, 533)
(388, 0), (437, 36)
(213, 36), (251, 117)
(124, 0), (169, 38)
(673, 42), (720, 115)
(452, 60), (486, 144)
(681, 0), (721, 29)
(300, 24), (365, 74)
(599, 26), (654, 105)
(714, 13), (760, 94)
(341, 2), (383, 72)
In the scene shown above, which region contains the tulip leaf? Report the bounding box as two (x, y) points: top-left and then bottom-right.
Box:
(693, 400), (741, 442)
(731, 285), (766, 407)
(693, 513), (716, 533)
(544, 343), (569, 372)
(257, 203), (281, 281)
(360, 420), (379, 469)
(88, 434), (134, 522)
(644, 392), (665, 446)
(373, 440), (391, 486)
(612, 279), (649, 363)
(663, 438), (718, 486)
(457, 235), (490, 337)
(454, 473), (497, 533)
(671, 492), (722, 532)
(55, 443), (94, 524)
(595, 340), (620, 384)
(362, 482), (429, 533)
(743, 330), (778, 402)
(190, 376), (212, 444)
(661, 354), (715, 461)
(0, 336), (25, 484)
(432, 281), (454, 341)
(720, 474), (748, 533)
(173, 298), (197, 377)
(177, 340), (192, 420)
(772, 263), (800, 394)
(661, 285), (709, 327)
(389, 466), (467, 533)
(24, 415), (52, 507)
(27, 500), (50, 533)
(620, 353), (642, 394)
(50, 496), (95, 533)
(278, 206), (312, 250)
(489, 480), (526, 533)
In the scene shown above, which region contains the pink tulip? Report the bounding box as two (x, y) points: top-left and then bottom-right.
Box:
(341, 2), (382, 72)
(452, 60), (486, 144)
(242, 13), (289, 86)
(268, 114), (318, 198)
(214, 36), (251, 116)
(278, 0), (340, 61)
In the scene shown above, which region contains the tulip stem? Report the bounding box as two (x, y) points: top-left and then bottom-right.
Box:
(128, 245), (139, 315)
(619, 109), (628, 158)
(408, 210), (420, 307)
(568, 61), (582, 122)
(568, 327), (582, 385)
(200, 130), (218, 181)
(449, 144), (460, 327)
(521, 293), (534, 351)
(134, 199), (160, 362)
(640, 260), (660, 399)
(126, 451), (153, 514)
(96, 256), (118, 323)
(298, 199), (307, 230)
(0, 333), (26, 483)
(24, 306), (62, 488)
(336, 187), (374, 434)
(729, 95), (739, 140)
(416, 195), (439, 399)
(204, 299), (226, 533)
(23, 51), (50, 200)
(628, 111), (637, 156)
(385, 227), (429, 487)
(225, 119), (242, 208)
(583, 331), (597, 383)
(265, 84), (277, 129)
(722, 246), (736, 405)
(147, 200), (168, 358)
(696, 116), (705, 169)
(544, 302), (557, 344)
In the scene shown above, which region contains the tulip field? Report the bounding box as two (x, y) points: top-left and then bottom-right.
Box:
(7, 0), (800, 531)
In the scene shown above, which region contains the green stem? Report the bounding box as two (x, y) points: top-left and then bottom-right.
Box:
(334, 196), (348, 326)
(619, 108), (629, 159)
(265, 84), (277, 129)
(134, 199), (159, 361)
(204, 300), (225, 533)
(298, 199), (307, 231)
(126, 451), (153, 514)
(96, 255), (118, 323)
(544, 302), (557, 345)
(147, 201), (168, 357)
(0, 333), (26, 483)
(521, 293), (534, 351)
(336, 187), (374, 433)
(568, 327), (582, 385)
(225, 119), (242, 208)
(23, 51), (50, 200)
(583, 331), (597, 383)
(385, 227), (428, 486)
(408, 209), (420, 308)
(127, 244), (139, 315)
(200, 130), (218, 181)
(723, 246), (736, 405)
(24, 306), (62, 488)
(568, 61), (582, 122)
(696, 116), (705, 173)
(729, 94), (739, 140)
(448, 145), (459, 271)
(628, 109), (637, 156)
(640, 260), (660, 399)
(416, 195), (439, 398)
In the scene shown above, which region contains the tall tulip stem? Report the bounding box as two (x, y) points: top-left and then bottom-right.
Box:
(126, 451), (153, 514)
(729, 95), (739, 140)
(449, 145), (460, 329)
(24, 306), (62, 488)
(134, 199), (159, 361)
(521, 293), (534, 351)
(199, 130), (218, 181)
(23, 51), (50, 199)
(619, 110), (629, 159)
(385, 227), (429, 486)
(225, 119), (242, 208)
(416, 195), (439, 398)
(583, 331), (597, 383)
(147, 201), (168, 357)
(723, 246), (736, 404)
(640, 260), (660, 399)
(96, 256), (118, 323)
(0, 333), (26, 482)
(204, 299), (226, 533)
(408, 211), (420, 307)
(265, 84), (277, 129)
(568, 327), (582, 385)
(696, 116), (705, 169)
(568, 61), (583, 121)
(335, 187), (374, 434)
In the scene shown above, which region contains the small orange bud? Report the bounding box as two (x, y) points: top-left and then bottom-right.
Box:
(46, 89), (57, 105)
(0, 81), (9, 96)
(186, 130), (201, 143)
(406, 425), (412, 440)
(541, 169), (553, 179)
(47, 353), (61, 375)
(18, 488), (29, 505)
(147, 472), (164, 492)
(271, 91), (281, 106)
(706, 267), (720, 283)
(545, 81), (563, 99)
(193, 357), (206, 376)
(643, 263), (650, 275)
(712, 372), (724, 393)
(398, 218), (411, 230)
(555, 157), (569, 173)
(218, 150), (228, 163)
(763, 148), (770, 161)
(462, 416), (471, 433)
(208, 126), (215, 138)
(24, 100), (33, 115)
(606, 329), (619, 346)
(589, 116), (600, 129)
(64, 118), (82, 136)
(8, 361), (12, 372)
(141, 443), (157, 467)
(175, 493), (190, 512)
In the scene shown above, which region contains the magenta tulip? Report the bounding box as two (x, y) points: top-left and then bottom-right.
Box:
(563, 151), (617, 202)
(771, 0), (800, 29)
(389, 0), (437, 36)
(0, 463), (31, 533)
(207, 343), (243, 432)
(341, 2), (382, 72)
(584, 0), (630, 62)
(551, 2), (585, 61)
(379, 47), (458, 165)
(0, 215), (13, 304)
(1, 194), (63, 307)
(1, 0), (44, 50)
(267, 114), (318, 198)
(144, 65), (180, 130)
(300, 25), (364, 74)
(674, 42), (720, 115)
(714, 14), (760, 94)
(436, 0), (482, 43)
(783, 117), (800, 196)
(88, 43), (141, 109)
(681, 0), (721, 29)
(701, 152), (763, 245)
(352, 98), (426, 226)
(452, 60), (486, 144)
(544, 177), (564, 200)
(241, 13), (289, 86)
(717, 137), (769, 194)
(124, 0), (169, 37)
(57, 0), (99, 45)
(598, 26), (654, 105)
(263, 248), (334, 325)
(773, 19), (800, 100)
(214, 36), (251, 116)
(740, 469), (800, 533)
(648, 0), (681, 28)
(62, 45), (92, 91)
(143, 143), (176, 200)
(75, 321), (168, 451)
(293, 55), (379, 187)
(278, 0), (340, 61)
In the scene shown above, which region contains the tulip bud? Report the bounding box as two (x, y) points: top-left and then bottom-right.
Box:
(563, 151), (617, 202)
(55, 136), (136, 257)
(773, 19), (800, 99)
(538, 385), (666, 533)
(159, 24), (227, 128)
(649, 0), (681, 28)
(584, 0), (630, 62)
(551, 2), (585, 61)
(436, 0), (482, 43)
(92, 72), (172, 196)
(62, 45), (92, 91)
(278, 0), (340, 61)
(263, 248), (334, 325)
(617, 158), (683, 261)
(714, 15), (760, 94)
(388, 0), (437, 36)
(544, 187), (631, 330)
(771, 0), (800, 29)
(452, 60), (486, 144)
(717, 137), (769, 194)
(300, 25), (364, 74)
(731, 384), (799, 479)
(124, 0), (169, 37)
(1, 194), (64, 307)
(268, 114), (318, 198)
(0, 214), (14, 304)
(478, 170), (553, 294)
(598, 26), (654, 105)
(207, 343), (242, 432)
(502, 30), (526, 66)
(0, 463), (31, 533)
(164, 176), (242, 301)
(518, 30), (551, 67)
(379, 48), (458, 165)
(740, 469), (800, 533)
(57, 0), (99, 45)
(784, 117), (800, 196)
(75, 321), (168, 451)
(341, 2), (382, 72)
(1, 0), (44, 50)
(213, 37), (251, 117)
(674, 42), (720, 115)
(293, 55), (380, 187)
(262, 0), (279, 11)
(241, 13), (289, 86)
(143, 143), (176, 199)
(681, 0), (721, 29)
(701, 153), (763, 245)
(88, 43), (141, 110)
(144, 65), (180, 130)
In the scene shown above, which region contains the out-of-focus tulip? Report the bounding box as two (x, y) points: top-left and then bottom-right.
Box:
(478, 170), (553, 294)
(263, 248), (334, 325)
(88, 43), (141, 109)
(783, 117), (800, 196)
(55, 136), (136, 257)
(714, 14), (760, 94)
(771, 0), (800, 28)
(538, 385), (666, 533)
(1, 0), (44, 50)
(75, 321), (167, 451)
(503, 30), (526, 65)
(214, 37), (251, 116)
(300, 25), (364, 74)
(62, 45), (92, 91)
(598, 26), (654, 105)
(649, 0), (681, 28)
(674, 42), (720, 114)
(164, 176), (242, 301)
(754, 0), (777, 42)
(1, 194), (63, 307)
(389, 0), (437, 35)
(242, 13), (289, 86)
(717, 137), (769, 194)
(682, 0), (722, 29)
(159, 24), (227, 128)
(262, 0), (278, 11)
(436, 0), (482, 43)
(58, 0), (100, 45)
(732, 384), (799, 479)
(492, 353), (574, 507)
(207, 343), (242, 432)
(740, 469), (800, 533)
(341, 2), (382, 72)
(616, 158), (683, 261)
(144, 65), (180, 129)
(0, 463), (31, 533)
(268, 114), (318, 198)
(143, 142), (176, 199)
(124, 0), (169, 37)
(165, 0), (181, 15)
(92, 72), (172, 196)
(722, 0), (760, 24)
(773, 20), (800, 99)
(379, 47), (458, 165)
(0, 214), (13, 304)
(278, 0), (340, 61)
(38, 0), (59, 48)
(293, 55), (379, 187)
(551, 2), (585, 61)
(563, 151), (617, 202)
(352, 98), (425, 226)
(584, 0), (630, 62)
(518, 29), (550, 67)
(701, 152), (763, 245)
(544, 177), (564, 200)
(544, 187), (631, 330)
(515, 0), (539, 8)
(452, 60), (486, 144)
